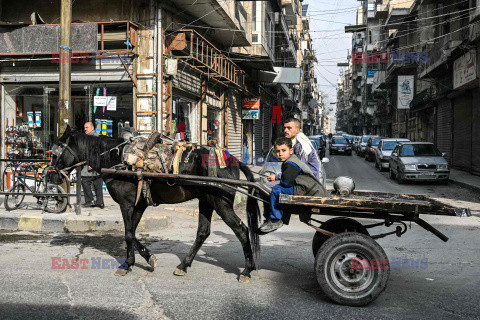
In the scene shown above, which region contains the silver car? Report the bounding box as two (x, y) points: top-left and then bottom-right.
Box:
(259, 147), (328, 188)
(375, 138), (410, 171)
(389, 142), (450, 184)
(357, 135), (376, 157)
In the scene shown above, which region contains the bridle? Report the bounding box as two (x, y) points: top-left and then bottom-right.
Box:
(52, 136), (83, 171)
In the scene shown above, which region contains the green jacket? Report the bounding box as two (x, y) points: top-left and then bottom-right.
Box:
(285, 154), (325, 197)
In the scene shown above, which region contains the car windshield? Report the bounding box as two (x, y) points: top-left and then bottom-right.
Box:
(333, 138), (348, 144)
(371, 138), (381, 146)
(400, 144), (442, 157)
(309, 139), (319, 149)
(383, 141), (401, 150)
(362, 136), (370, 143)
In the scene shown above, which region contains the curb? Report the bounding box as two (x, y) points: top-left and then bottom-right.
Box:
(0, 213), (172, 233)
(449, 179), (480, 193)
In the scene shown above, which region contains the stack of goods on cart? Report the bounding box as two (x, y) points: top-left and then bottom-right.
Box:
(5, 124), (45, 159)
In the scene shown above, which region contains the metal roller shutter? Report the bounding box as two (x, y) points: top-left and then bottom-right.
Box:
(435, 100), (453, 164)
(452, 92), (472, 171)
(227, 92), (242, 159)
(262, 104), (272, 151)
(471, 89), (480, 175)
(254, 115), (263, 164)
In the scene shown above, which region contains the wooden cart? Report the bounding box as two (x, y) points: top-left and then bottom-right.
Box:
(101, 168), (472, 306)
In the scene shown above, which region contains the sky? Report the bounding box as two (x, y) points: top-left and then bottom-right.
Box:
(303, 0), (359, 131)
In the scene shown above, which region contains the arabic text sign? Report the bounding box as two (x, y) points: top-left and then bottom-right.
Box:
(242, 98), (260, 110)
(453, 51), (477, 90)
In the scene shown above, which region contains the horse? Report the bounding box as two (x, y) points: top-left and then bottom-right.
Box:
(52, 126), (262, 282)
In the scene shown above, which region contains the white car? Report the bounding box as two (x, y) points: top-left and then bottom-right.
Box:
(375, 138), (410, 171)
(259, 147), (328, 188)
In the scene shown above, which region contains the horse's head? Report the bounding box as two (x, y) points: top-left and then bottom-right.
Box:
(52, 125), (82, 171)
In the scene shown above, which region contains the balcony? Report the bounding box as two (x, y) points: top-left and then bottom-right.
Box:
(166, 30), (246, 89)
(169, 0), (250, 47)
(418, 33), (464, 79)
(470, 0), (480, 23)
(375, 3), (388, 19)
(385, 0), (415, 27)
(282, 0), (300, 19)
(0, 21), (138, 57)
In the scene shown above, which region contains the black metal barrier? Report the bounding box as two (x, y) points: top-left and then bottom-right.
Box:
(0, 159), (81, 215)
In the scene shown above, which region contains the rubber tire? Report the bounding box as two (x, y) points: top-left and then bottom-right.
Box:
(42, 184), (68, 213)
(4, 182), (26, 211)
(389, 168), (396, 180)
(315, 232), (390, 307)
(312, 218), (369, 257)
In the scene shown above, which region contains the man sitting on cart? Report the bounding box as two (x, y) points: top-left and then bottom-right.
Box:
(259, 137), (323, 233)
(267, 118), (321, 182)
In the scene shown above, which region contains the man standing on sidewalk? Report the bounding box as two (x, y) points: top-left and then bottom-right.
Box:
(81, 122), (104, 209)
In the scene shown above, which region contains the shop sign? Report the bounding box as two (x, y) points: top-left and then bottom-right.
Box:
(242, 97), (260, 119)
(397, 75), (414, 109)
(242, 110), (259, 120)
(94, 96), (108, 106)
(94, 96), (117, 111)
(106, 96), (117, 111)
(453, 50), (477, 90)
(242, 97), (260, 110)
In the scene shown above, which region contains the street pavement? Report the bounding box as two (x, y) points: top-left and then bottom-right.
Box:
(0, 150), (479, 319)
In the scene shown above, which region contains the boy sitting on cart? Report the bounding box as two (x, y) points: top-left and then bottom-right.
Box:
(259, 137), (324, 233)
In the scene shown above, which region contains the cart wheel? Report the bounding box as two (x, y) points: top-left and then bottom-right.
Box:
(5, 182), (26, 211)
(312, 218), (369, 257)
(315, 232), (390, 306)
(42, 184), (68, 213)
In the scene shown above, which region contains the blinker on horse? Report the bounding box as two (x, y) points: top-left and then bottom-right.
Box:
(53, 126), (261, 281)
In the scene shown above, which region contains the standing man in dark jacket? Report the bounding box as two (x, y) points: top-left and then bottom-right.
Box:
(81, 122), (104, 209)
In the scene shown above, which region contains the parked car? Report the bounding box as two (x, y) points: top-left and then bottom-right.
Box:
(365, 136), (385, 162)
(389, 142), (450, 184)
(375, 138), (410, 171)
(309, 135), (327, 159)
(357, 135), (376, 157)
(329, 136), (352, 155)
(259, 146), (328, 187)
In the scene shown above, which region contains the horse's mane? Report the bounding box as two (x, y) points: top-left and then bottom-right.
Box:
(71, 130), (124, 170)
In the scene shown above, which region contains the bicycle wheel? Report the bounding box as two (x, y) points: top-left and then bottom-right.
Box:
(41, 184), (68, 214)
(5, 182), (26, 211)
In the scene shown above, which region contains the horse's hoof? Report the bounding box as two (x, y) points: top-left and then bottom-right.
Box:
(173, 268), (187, 276)
(148, 255), (157, 268)
(115, 268), (130, 276)
(238, 275), (251, 283)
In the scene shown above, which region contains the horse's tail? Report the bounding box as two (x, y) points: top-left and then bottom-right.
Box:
(238, 161), (261, 263)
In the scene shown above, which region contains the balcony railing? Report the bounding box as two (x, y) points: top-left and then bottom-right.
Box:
(166, 29), (246, 89)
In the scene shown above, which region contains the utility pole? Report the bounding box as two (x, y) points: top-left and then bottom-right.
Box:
(59, 0), (73, 134)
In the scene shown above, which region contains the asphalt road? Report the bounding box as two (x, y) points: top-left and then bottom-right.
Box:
(0, 151), (479, 320)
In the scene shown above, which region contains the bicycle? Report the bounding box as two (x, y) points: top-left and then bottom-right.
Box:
(4, 162), (68, 213)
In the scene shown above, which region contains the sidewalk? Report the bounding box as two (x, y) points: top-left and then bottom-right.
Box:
(448, 168), (480, 192)
(0, 188), (249, 233)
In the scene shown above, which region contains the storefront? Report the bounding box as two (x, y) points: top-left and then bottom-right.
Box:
(2, 83), (133, 159)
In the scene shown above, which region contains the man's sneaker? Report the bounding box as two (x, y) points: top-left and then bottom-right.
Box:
(258, 219), (284, 234)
